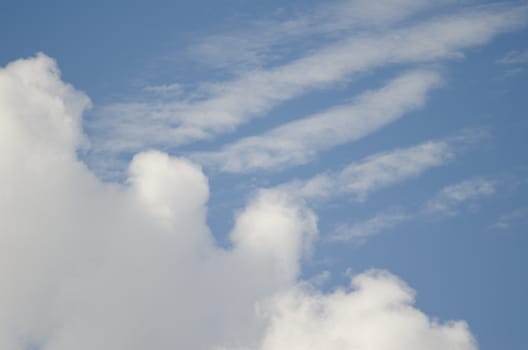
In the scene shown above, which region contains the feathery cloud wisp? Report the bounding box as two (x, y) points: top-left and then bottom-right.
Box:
(425, 178), (496, 215)
(278, 140), (456, 202)
(329, 177), (498, 243)
(332, 210), (411, 242)
(194, 70), (442, 173)
(494, 207), (528, 229)
(90, 3), (528, 158)
(496, 50), (528, 65)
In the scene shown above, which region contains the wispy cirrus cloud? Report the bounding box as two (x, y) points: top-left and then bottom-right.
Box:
(331, 177), (498, 242)
(194, 70), (442, 172)
(494, 207), (528, 229)
(278, 139), (457, 202)
(89, 3), (528, 163)
(187, 0), (451, 70)
(332, 209), (411, 242)
(142, 83), (184, 96)
(495, 49), (528, 78)
(425, 178), (496, 215)
(496, 50), (528, 65)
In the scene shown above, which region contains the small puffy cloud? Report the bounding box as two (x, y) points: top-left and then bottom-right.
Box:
(230, 189), (318, 284)
(0, 54), (477, 350)
(128, 151), (209, 223)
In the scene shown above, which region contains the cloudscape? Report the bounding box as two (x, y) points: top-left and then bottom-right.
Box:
(1, 1), (527, 349)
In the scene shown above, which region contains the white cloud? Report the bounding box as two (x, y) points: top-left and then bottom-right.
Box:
(327, 175), (499, 243)
(425, 178), (496, 215)
(332, 210), (411, 242)
(224, 270), (477, 350)
(0, 54), (477, 350)
(90, 2), (528, 161)
(188, 0), (450, 70)
(280, 140), (455, 202)
(143, 83), (184, 96)
(494, 207), (528, 229)
(0, 54), (313, 350)
(195, 70), (442, 172)
(496, 50), (528, 65)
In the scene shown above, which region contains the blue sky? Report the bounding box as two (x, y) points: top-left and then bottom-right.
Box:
(1, 1), (528, 349)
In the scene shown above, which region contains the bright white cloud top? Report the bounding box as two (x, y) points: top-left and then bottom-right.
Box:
(1, 1), (528, 349)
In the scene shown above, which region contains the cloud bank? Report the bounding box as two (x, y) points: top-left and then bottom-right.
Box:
(0, 54), (478, 350)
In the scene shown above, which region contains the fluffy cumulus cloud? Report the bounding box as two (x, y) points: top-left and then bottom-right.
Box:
(0, 55), (477, 349)
(244, 271), (476, 350)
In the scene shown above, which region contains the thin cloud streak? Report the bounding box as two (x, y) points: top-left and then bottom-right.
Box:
(278, 139), (456, 202)
(331, 177), (497, 242)
(194, 70), (442, 173)
(496, 50), (528, 65)
(187, 0), (451, 70)
(425, 178), (496, 215)
(332, 210), (411, 242)
(89, 3), (528, 160)
(494, 207), (528, 229)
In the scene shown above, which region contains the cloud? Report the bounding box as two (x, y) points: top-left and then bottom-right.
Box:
(187, 0), (449, 70)
(328, 175), (499, 243)
(0, 54), (313, 350)
(227, 270), (477, 350)
(195, 70), (442, 173)
(332, 210), (411, 242)
(496, 50), (528, 65)
(279, 139), (455, 202)
(425, 178), (496, 215)
(494, 207), (528, 229)
(0, 54), (477, 350)
(89, 2), (528, 162)
(143, 83), (184, 96)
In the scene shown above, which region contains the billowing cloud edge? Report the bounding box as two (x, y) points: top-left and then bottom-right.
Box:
(0, 54), (477, 350)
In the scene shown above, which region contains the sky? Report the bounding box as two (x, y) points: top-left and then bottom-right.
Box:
(1, 1), (527, 349)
